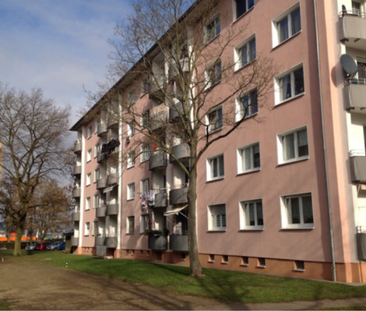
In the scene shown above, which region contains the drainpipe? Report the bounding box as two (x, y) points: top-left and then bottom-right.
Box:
(313, 0), (337, 281)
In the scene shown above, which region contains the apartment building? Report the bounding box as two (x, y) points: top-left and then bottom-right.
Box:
(70, 0), (366, 282)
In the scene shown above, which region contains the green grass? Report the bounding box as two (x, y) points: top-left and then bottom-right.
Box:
(3, 250), (366, 304)
(0, 300), (11, 310)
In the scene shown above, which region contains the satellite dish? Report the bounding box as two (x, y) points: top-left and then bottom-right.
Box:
(341, 54), (358, 76)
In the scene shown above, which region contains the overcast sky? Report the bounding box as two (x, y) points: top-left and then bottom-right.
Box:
(0, 0), (131, 129)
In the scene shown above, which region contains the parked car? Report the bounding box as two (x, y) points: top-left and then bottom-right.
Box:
(34, 242), (52, 251)
(25, 243), (37, 251)
(46, 241), (65, 251)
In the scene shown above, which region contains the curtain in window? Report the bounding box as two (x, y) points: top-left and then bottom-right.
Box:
(279, 17), (289, 42)
(291, 8), (301, 35)
(241, 45), (248, 67)
(294, 67), (304, 95)
(249, 38), (256, 62)
(253, 144), (260, 168)
(250, 90), (258, 114)
(297, 130), (308, 157)
(256, 202), (263, 225)
(302, 196), (313, 224)
(280, 73), (291, 100)
(243, 148), (251, 170)
(289, 197), (300, 224)
(283, 133), (295, 160)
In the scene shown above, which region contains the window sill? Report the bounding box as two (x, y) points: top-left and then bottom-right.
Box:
(272, 30), (302, 51)
(127, 165), (135, 170)
(208, 229), (226, 233)
(207, 260), (215, 263)
(207, 127), (223, 135)
(256, 265), (266, 269)
(293, 268), (305, 272)
(239, 227), (264, 232)
(205, 33), (221, 46)
(234, 58), (256, 73)
(126, 233), (134, 235)
(277, 156), (309, 167)
(240, 263), (249, 267)
(237, 168), (260, 176)
(206, 176), (225, 183)
(281, 226), (314, 230)
(275, 92), (305, 107)
(232, 7), (254, 24)
(127, 198), (135, 201)
(221, 261), (228, 265)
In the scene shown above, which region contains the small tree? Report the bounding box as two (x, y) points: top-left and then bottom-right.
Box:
(0, 83), (70, 255)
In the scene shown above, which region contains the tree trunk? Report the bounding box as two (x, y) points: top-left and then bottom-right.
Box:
(187, 163), (203, 277)
(13, 214), (26, 256)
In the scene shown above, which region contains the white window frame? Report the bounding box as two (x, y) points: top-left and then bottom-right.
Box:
(85, 197), (91, 211)
(92, 221), (98, 236)
(140, 178), (150, 194)
(234, 35), (256, 71)
(85, 222), (90, 236)
(205, 15), (221, 43)
(140, 144), (150, 163)
(127, 216), (135, 234)
(206, 154), (225, 181)
(127, 183), (135, 200)
(277, 126), (308, 164)
(237, 142), (260, 173)
(206, 106), (223, 133)
(239, 199), (264, 230)
(127, 151), (135, 168)
(86, 173), (91, 186)
(87, 125), (92, 139)
(94, 169), (99, 183)
(272, 3), (301, 47)
(275, 64), (304, 105)
(205, 60), (222, 89)
(281, 193), (314, 229)
(128, 91), (136, 106)
(94, 144), (99, 158)
(140, 214), (150, 233)
(236, 88), (258, 121)
(127, 123), (135, 137)
(208, 204), (226, 231)
(86, 149), (92, 162)
(233, 0), (255, 20)
(93, 194), (99, 209)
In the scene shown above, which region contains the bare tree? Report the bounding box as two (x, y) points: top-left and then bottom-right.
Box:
(0, 83), (70, 255)
(89, 0), (277, 276)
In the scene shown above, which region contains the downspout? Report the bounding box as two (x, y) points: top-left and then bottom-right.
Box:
(313, 0), (337, 281)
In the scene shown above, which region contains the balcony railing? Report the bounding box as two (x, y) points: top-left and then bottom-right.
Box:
(73, 165), (82, 176)
(96, 206), (106, 218)
(97, 123), (108, 136)
(106, 236), (117, 248)
(344, 82), (366, 112)
(350, 150), (366, 183)
(97, 153), (108, 163)
(339, 11), (366, 42)
(169, 186), (188, 205)
(170, 143), (190, 163)
(107, 173), (118, 186)
(148, 235), (167, 251)
(169, 235), (188, 252)
(108, 117), (119, 129)
(95, 236), (106, 246)
(107, 203), (119, 216)
(72, 188), (81, 198)
(150, 104), (167, 131)
(74, 140), (82, 153)
(155, 191), (167, 208)
(97, 177), (107, 190)
(72, 212), (80, 222)
(168, 58), (189, 81)
(149, 151), (167, 170)
(71, 237), (79, 246)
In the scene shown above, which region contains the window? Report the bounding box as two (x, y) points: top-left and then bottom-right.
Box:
(140, 214), (150, 233)
(276, 65), (304, 103)
(128, 91), (136, 106)
(241, 256), (249, 266)
(352, 1), (362, 16)
(208, 204), (226, 230)
(86, 149), (92, 162)
(95, 120), (100, 133)
(278, 127), (308, 164)
(257, 258), (266, 267)
(207, 154), (224, 181)
(93, 194), (99, 208)
(86, 173), (91, 186)
(238, 143), (260, 173)
(237, 89), (258, 120)
(208, 254), (215, 262)
(141, 144), (150, 162)
(127, 183), (135, 200)
(281, 193), (313, 229)
(140, 178), (150, 194)
(94, 144), (99, 158)
(87, 125), (92, 138)
(127, 151), (135, 168)
(294, 260), (305, 271)
(142, 81), (150, 94)
(92, 221), (98, 236)
(141, 110), (150, 128)
(206, 60), (222, 88)
(85, 222), (90, 236)
(85, 197), (91, 210)
(235, 36), (256, 71)
(273, 4), (301, 46)
(234, 0), (254, 19)
(222, 255), (228, 263)
(207, 107), (223, 133)
(94, 169), (99, 183)
(205, 15), (220, 42)
(127, 216), (135, 234)
(239, 199), (264, 229)
(127, 123), (135, 137)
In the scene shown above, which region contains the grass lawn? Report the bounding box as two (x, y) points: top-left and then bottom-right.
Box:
(2, 249), (366, 304)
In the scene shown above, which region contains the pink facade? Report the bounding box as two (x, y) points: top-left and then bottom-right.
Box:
(70, 0), (366, 282)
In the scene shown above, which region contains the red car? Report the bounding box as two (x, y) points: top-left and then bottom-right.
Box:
(34, 242), (52, 250)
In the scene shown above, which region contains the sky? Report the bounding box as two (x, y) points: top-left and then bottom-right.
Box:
(0, 0), (131, 130)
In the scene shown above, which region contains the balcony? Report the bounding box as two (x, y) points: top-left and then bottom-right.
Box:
(350, 150), (366, 183)
(168, 58), (189, 81)
(95, 236), (106, 246)
(108, 117), (119, 129)
(169, 235), (188, 252)
(169, 186), (188, 205)
(97, 177), (107, 190)
(97, 123), (108, 137)
(155, 191), (167, 208)
(74, 140), (82, 153)
(72, 212), (80, 222)
(107, 173), (118, 186)
(148, 235), (167, 251)
(339, 11), (366, 47)
(106, 236), (117, 248)
(96, 207), (106, 218)
(97, 153), (108, 163)
(73, 165), (82, 176)
(170, 143), (190, 163)
(169, 100), (187, 121)
(72, 188), (81, 198)
(148, 79), (165, 100)
(149, 152), (167, 171)
(344, 82), (366, 112)
(107, 203), (119, 216)
(150, 104), (167, 131)
(71, 237), (79, 246)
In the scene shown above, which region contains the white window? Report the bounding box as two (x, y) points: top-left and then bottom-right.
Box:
(86, 173), (91, 186)
(140, 214), (150, 233)
(92, 221), (98, 236)
(281, 193), (313, 229)
(206, 60), (222, 89)
(238, 143), (260, 173)
(127, 123), (135, 137)
(86, 149), (92, 162)
(275, 65), (304, 104)
(205, 15), (220, 42)
(140, 178), (150, 194)
(140, 144), (150, 162)
(95, 120), (100, 133)
(93, 194), (99, 208)
(127, 183), (135, 200)
(234, 36), (256, 71)
(207, 154), (224, 181)
(85, 197), (91, 210)
(233, 0), (254, 20)
(87, 125), (92, 138)
(127, 216), (135, 234)
(208, 204), (226, 231)
(94, 169), (99, 183)
(272, 4), (301, 47)
(207, 106), (223, 133)
(85, 222), (90, 236)
(127, 151), (135, 168)
(277, 127), (308, 164)
(236, 89), (258, 121)
(239, 199), (264, 230)
(128, 91), (136, 106)
(141, 110), (150, 128)
(94, 144), (99, 158)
